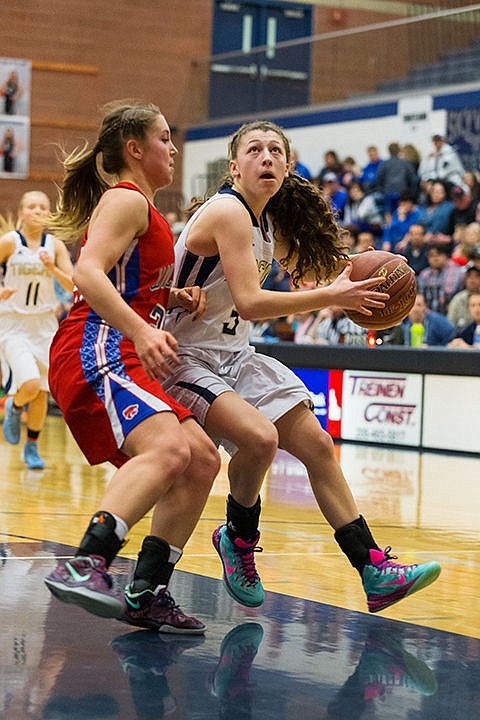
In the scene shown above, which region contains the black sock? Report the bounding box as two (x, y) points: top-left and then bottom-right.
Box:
(334, 516), (380, 575)
(130, 536), (174, 594)
(76, 511), (123, 567)
(27, 429), (40, 442)
(226, 493), (261, 543)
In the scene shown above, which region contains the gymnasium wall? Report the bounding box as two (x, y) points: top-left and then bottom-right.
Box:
(2, 1), (478, 215)
(0, 0), (212, 215)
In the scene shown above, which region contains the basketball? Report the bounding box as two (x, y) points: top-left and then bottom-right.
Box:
(344, 250), (416, 330)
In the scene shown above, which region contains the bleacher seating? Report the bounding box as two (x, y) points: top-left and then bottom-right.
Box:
(376, 40), (480, 93)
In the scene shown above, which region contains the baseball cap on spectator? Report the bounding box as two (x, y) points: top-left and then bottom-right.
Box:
(431, 130), (445, 140)
(323, 172), (338, 182)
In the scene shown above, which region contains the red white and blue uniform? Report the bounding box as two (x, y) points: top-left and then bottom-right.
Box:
(48, 182), (192, 467)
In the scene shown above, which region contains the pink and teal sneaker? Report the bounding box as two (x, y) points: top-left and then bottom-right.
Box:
(362, 547), (441, 613)
(212, 525), (264, 608)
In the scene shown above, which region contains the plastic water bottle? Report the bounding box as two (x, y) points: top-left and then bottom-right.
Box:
(410, 323), (424, 347)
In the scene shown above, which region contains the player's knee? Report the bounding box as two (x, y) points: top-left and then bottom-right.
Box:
(152, 436), (192, 480)
(19, 377), (41, 400)
(243, 419), (278, 463)
(192, 440), (221, 490)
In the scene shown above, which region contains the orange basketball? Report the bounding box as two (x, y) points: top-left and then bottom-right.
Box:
(344, 250), (417, 330)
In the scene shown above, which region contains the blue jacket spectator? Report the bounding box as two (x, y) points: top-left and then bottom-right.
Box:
(361, 145), (383, 194)
(402, 293), (456, 346)
(291, 149), (312, 181)
(382, 192), (422, 251)
(321, 172), (347, 221)
(416, 180), (454, 242)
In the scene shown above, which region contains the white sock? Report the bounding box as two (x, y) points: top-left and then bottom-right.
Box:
(168, 544), (183, 564)
(111, 514), (129, 542)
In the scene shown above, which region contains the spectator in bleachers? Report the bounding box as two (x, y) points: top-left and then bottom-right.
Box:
(354, 231), (376, 254)
(451, 221), (480, 267)
(317, 149), (342, 184)
(419, 131), (465, 191)
(400, 143), (421, 174)
(463, 171), (480, 204)
(447, 265), (480, 332)
(402, 293), (456, 346)
(417, 243), (465, 315)
(342, 181), (383, 242)
(290, 149), (312, 181)
(416, 180), (454, 246)
(320, 172), (348, 222)
(360, 145), (383, 195)
(262, 258), (291, 292)
(339, 155), (362, 190)
(446, 185), (477, 237)
(382, 191), (421, 251)
(374, 142), (418, 223)
(396, 223), (430, 276)
(448, 291), (480, 349)
(302, 306), (368, 346)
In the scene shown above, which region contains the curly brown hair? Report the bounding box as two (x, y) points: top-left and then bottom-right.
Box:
(266, 174), (349, 287)
(184, 120), (349, 286)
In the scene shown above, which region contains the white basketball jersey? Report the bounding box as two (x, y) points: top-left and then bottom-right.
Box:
(0, 231), (58, 315)
(166, 186), (274, 351)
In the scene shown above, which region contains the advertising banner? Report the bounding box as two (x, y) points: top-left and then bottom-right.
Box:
(292, 368), (343, 437)
(341, 370), (423, 446)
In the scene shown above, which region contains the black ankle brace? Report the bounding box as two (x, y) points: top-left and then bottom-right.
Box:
(334, 516), (379, 574)
(226, 494), (261, 543)
(130, 536), (174, 593)
(77, 511), (123, 567)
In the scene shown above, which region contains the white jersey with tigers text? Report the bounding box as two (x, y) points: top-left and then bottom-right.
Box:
(166, 186), (274, 352)
(0, 231), (57, 315)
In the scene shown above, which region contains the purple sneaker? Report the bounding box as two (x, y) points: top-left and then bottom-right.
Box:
(44, 555), (125, 618)
(120, 586), (206, 634)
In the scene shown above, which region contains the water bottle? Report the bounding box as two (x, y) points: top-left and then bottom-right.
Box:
(410, 323), (424, 347)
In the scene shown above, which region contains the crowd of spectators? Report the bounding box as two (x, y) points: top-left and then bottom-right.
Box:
(255, 132), (480, 350)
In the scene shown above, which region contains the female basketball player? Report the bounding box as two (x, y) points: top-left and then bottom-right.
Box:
(164, 120), (441, 613)
(43, 100), (220, 633)
(0, 190), (74, 469)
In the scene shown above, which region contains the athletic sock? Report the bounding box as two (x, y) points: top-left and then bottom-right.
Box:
(27, 429), (40, 442)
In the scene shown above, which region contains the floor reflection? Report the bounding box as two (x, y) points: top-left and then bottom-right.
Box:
(0, 544), (478, 719)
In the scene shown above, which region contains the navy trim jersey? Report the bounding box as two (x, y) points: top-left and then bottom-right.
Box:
(166, 185), (274, 351)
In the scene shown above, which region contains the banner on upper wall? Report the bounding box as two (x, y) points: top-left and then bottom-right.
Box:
(341, 370), (423, 447)
(447, 107), (480, 173)
(0, 57), (31, 179)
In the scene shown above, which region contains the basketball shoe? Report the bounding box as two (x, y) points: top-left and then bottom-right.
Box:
(2, 396), (22, 445)
(44, 555), (125, 618)
(327, 626), (437, 718)
(212, 525), (264, 608)
(209, 622), (264, 709)
(22, 440), (45, 469)
(362, 547), (441, 613)
(112, 630), (205, 717)
(120, 585), (206, 634)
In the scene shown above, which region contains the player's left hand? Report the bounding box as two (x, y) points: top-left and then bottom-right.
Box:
(171, 286), (207, 319)
(39, 250), (55, 271)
